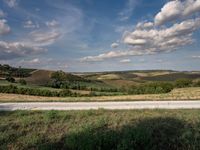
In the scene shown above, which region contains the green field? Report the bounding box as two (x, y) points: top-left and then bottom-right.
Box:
(1, 109), (200, 150)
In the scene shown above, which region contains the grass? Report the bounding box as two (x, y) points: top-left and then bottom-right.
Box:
(0, 109), (200, 149)
(0, 87), (200, 102)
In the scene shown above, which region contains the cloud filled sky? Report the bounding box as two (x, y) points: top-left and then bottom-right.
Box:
(0, 0), (200, 72)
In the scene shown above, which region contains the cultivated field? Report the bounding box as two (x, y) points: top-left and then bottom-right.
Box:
(1, 87), (200, 102)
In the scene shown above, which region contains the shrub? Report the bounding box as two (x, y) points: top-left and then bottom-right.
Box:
(193, 80), (200, 87)
(19, 79), (27, 85)
(0, 85), (73, 97)
(175, 78), (192, 88)
(59, 89), (72, 97)
(128, 82), (174, 95)
(6, 77), (15, 83)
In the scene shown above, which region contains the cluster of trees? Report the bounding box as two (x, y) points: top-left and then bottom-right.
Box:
(128, 82), (174, 94)
(174, 78), (200, 88)
(49, 71), (90, 88)
(5, 77), (27, 85)
(0, 64), (33, 78)
(127, 78), (200, 95)
(49, 71), (120, 92)
(0, 85), (74, 97)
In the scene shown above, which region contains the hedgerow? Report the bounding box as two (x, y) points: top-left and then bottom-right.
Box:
(0, 85), (73, 97)
(128, 82), (174, 94)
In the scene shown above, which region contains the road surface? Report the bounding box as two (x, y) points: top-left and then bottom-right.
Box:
(1, 101), (200, 110)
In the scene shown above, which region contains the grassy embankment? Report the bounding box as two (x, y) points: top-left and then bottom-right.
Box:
(0, 87), (200, 102)
(1, 109), (200, 149)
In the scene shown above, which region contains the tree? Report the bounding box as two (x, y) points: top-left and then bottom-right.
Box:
(19, 79), (27, 85)
(175, 78), (192, 88)
(6, 76), (15, 83)
(50, 71), (67, 88)
(51, 71), (67, 82)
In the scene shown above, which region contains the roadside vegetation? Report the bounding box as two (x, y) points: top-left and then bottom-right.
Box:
(0, 85), (74, 97)
(1, 109), (200, 150)
(1, 87), (200, 102)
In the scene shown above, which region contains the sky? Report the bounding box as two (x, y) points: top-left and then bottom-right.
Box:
(0, 0), (200, 72)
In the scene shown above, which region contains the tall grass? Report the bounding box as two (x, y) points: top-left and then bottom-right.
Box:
(1, 110), (200, 150)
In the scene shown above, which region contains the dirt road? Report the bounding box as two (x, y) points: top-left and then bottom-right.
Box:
(1, 101), (200, 110)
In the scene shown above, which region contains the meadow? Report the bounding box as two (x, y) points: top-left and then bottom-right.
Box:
(1, 109), (200, 150)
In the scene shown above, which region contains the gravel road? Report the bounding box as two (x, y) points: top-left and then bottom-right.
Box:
(1, 101), (200, 110)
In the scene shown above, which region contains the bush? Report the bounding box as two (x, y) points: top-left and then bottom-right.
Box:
(0, 85), (73, 97)
(128, 82), (174, 95)
(19, 79), (27, 85)
(193, 80), (200, 87)
(6, 77), (15, 83)
(175, 78), (192, 88)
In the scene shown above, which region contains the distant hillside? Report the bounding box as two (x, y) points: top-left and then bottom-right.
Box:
(1, 64), (200, 87)
(25, 70), (53, 85)
(140, 72), (200, 81)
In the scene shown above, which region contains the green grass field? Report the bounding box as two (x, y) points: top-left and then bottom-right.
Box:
(1, 109), (200, 150)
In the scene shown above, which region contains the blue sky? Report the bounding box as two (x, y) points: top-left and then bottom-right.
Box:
(0, 0), (200, 72)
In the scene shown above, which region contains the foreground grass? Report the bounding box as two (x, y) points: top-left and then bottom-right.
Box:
(1, 109), (200, 150)
(0, 87), (200, 102)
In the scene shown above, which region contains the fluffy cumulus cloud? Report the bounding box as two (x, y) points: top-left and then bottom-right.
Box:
(82, 0), (200, 62)
(0, 41), (47, 60)
(123, 18), (200, 50)
(0, 19), (11, 35)
(136, 22), (154, 29)
(82, 18), (200, 62)
(0, 26), (61, 60)
(111, 42), (119, 48)
(155, 0), (200, 25)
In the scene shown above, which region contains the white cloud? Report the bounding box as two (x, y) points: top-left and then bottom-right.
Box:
(46, 20), (59, 27)
(81, 17), (200, 62)
(29, 58), (40, 63)
(111, 42), (119, 48)
(4, 0), (18, 8)
(155, 0), (200, 25)
(123, 17), (200, 52)
(30, 30), (61, 46)
(20, 58), (40, 65)
(120, 59), (131, 63)
(118, 0), (138, 21)
(24, 20), (39, 29)
(124, 37), (147, 45)
(192, 55), (200, 58)
(136, 22), (154, 29)
(81, 50), (147, 62)
(0, 10), (6, 18)
(0, 41), (47, 60)
(0, 19), (11, 35)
